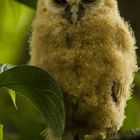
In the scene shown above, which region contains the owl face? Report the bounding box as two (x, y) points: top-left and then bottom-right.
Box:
(44, 0), (104, 24)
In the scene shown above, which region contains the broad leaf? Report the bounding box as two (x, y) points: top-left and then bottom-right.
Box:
(0, 64), (15, 73)
(0, 65), (65, 135)
(0, 124), (3, 140)
(0, 64), (18, 109)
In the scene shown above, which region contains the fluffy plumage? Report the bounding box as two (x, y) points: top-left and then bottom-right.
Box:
(30, 0), (137, 139)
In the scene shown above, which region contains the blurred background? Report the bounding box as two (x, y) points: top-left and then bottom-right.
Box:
(0, 0), (140, 140)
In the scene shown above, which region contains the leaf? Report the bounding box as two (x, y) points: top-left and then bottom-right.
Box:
(0, 124), (3, 140)
(9, 89), (18, 110)
(0, 65), (17, 109)
(15, 0), (37, 9)
(0, 1), (34, 64)
(0, 64), (15, 73)
(0, 64), (65, 136)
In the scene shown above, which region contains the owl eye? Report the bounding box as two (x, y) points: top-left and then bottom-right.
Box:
(54, 0), (67, 5)
(82, 0), (94, 4)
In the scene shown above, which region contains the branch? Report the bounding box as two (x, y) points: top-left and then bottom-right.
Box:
(107, 129), (140, 140)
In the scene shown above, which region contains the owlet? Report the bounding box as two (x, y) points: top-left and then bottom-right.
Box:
(30, 0), (138, 139)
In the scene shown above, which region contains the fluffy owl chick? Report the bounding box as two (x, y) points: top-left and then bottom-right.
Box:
(30, 0), (137, 139)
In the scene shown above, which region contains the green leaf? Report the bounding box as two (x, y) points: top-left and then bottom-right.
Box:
(0, 64), (65, 136)
(0, 124), (3, 140)
(15, 0), (37, 9)
(0, 1), (34, 64)
(0, 65), (17, 109)
(0, 64), (15, 73)
(9, 89), (18, 110)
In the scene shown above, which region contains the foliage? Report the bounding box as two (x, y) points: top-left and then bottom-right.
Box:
(0, 64), (65, 136)
(0, 0), (34, 64)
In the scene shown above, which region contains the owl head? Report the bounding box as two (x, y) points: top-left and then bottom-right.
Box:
(42, 0), (117, 24)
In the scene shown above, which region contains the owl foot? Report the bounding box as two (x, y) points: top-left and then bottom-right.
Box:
(84, 132), (106, 140)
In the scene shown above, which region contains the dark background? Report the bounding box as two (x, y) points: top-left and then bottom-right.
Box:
(118, 0), (140, 56)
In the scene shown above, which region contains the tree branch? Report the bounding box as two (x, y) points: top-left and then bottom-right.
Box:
(107, 129), (140, 140)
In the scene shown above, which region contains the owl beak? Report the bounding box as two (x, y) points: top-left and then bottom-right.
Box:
(70, 5), (79, 24)
(64, 4), (85, 24)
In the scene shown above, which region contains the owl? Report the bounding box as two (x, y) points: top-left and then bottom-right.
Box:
(29, 0), (138, 139)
